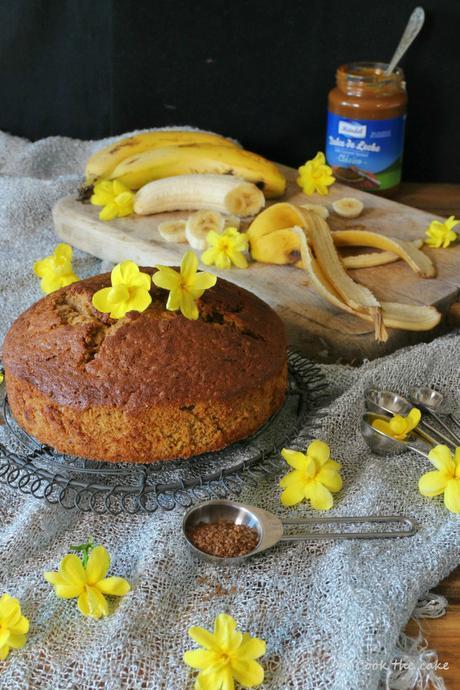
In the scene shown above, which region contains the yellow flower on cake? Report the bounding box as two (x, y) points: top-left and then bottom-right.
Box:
(44, 542), (130, 619)
(279, 440), (342, 510)
(90, 180), (135, 221)
(372, 408), (421, 441)
(201, 228), (249, 269)
(153, 250), (217, 320)
(92, 260), (152, 319)
(424, 216), (459, 248)
(33, 243), (79, 294)
(297, 152), (335, 196)
(0, 594), (29, 660)
(419, 445), (460, 514)
(184, 613), (265, 690)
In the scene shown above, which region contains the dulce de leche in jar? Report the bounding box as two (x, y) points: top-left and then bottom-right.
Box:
(326, 62), (407, 194)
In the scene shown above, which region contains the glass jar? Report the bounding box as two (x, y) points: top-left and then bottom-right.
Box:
(326, 62), (407, 195)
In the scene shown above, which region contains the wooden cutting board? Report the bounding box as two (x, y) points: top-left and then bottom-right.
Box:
(53, 164), (460, 363)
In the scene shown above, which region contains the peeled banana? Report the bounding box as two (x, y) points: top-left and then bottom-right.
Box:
(247, 203), (307, 245)
(299, 203), (330, 219)
(134, 174), (265, 216)
(111, 144), (286, 197)
(85, 129), (238, 182)
(186, 211), (225, 250)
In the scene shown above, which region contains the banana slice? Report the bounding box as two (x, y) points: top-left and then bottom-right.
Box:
(158, 219), (187, 243)
(185, 210), (225, 250)
(332, 197), (364, 218)
(298, 203), (329, 219)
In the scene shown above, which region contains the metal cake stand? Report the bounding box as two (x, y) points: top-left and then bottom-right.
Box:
(0, 352), (327, 514)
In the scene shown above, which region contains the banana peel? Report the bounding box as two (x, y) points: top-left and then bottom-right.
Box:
(293, 227), (441, 335)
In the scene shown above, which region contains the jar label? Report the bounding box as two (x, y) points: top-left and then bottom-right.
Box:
(325, 112), (406, 191)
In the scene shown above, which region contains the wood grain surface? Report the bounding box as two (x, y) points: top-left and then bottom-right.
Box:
(393, 183), (459, 690)
(53, 167), (460, 363)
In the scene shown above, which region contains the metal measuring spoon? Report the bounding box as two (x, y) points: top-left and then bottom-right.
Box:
(410, 387), (460, 446)
(182, 499), (418, 565)
(364, 387), (456, 449)
(361, 412), (431, 459)
(385, 7), (425, 75)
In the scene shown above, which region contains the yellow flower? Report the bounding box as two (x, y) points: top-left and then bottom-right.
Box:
(425, 216), (459, 248)
(0, 371), (3, 384)
(297, 152), (335, 196)
(92, 260), (152, 319)
(90, 180), (135, 221)
(419, 445), (460, 514)
(152, 250), (217, 320)
(279, 439), (342, 510)
(0, 594), (29, 660)
(44, 543), (130, 619)
(33, 243), (79, 294)
(372, 408), (421, 441)
(201, 228), (249, 269)
(184, 613), (265, 690)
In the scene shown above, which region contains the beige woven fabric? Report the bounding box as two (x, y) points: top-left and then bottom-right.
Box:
(0, 131), (459, 690)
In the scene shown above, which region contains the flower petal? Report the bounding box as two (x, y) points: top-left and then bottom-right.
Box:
(201, 247), (218, 266)
(181, 251), (199, 283)
(228, 250), (248, 269)
(215, 252), (232, 270)
(0, 645), (10, 660)
(281, 448), (307, 470)
(428, 445), (455, 474)
(54, 583), (84, 599)
(238, 633), (266, 660)
(307, 440), (330, 466)
(6, 633), (27, 650)
(213, 613), (239, 648)
(86, 586), (109, 619)
(305, 481), (334, 510)
(180, 291), (199, 320)
(406, 407), (421, 431)
(183, 648), (220, 670)
(0, 630), (10, 648)
(316, 466), (343, 493)
(280, 481), (306, 507)
(96, 576), (131, 596)
(58, 554), (86, 586)
(111, 260), (139, 286)
(77, 590), (90, 617)
(99, 203), (118, 221)
(166, 287), (183, 312)
(192, 271), (217, 291)
(125, 287), (152, 314)
(92, 287), (113, 314)
(279, 469), (304, 488)
(85, 545), (110, 584)
(152, 266), (181, 290)
(232, 658), (264, 688)
(188, 625), (219, 651)
(444, 478), (460, 513)
(9, 615), (29, 636)
(418, 470), (448, 497)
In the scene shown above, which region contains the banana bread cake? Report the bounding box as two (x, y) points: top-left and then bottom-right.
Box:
(3, 269), (287, 463)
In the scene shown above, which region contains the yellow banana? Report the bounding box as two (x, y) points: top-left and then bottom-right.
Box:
(110, 145), (286, 197)
(85, 129), (238, 182)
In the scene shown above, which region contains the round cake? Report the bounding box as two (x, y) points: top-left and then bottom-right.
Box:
(3, 269), (287, 463)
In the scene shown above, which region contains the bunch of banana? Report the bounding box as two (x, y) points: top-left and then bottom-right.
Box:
(247, 203), (440, 338)
(85, 129), (238, 182)
(134, 174), (265, 217)
(85, 129), (286, 198)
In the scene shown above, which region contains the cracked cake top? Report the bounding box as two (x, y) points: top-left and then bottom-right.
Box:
(3, 269), (287, 411)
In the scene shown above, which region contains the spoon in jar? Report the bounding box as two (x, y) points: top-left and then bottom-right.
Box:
(364, 387), (456, 449)
(183, 499), (418, 565)
(410, 387), (460, 445)
(385, 7), (425, 75)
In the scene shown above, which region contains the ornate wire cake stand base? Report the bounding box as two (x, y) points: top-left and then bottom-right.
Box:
(0, 352), (327, 514)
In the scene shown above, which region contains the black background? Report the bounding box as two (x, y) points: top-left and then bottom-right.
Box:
(1, 0), (459, 182)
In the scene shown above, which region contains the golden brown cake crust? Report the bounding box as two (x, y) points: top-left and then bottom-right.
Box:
(3, 269), (288, 462)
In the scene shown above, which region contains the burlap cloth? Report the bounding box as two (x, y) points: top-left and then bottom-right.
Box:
(0, 130), (458, 690)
